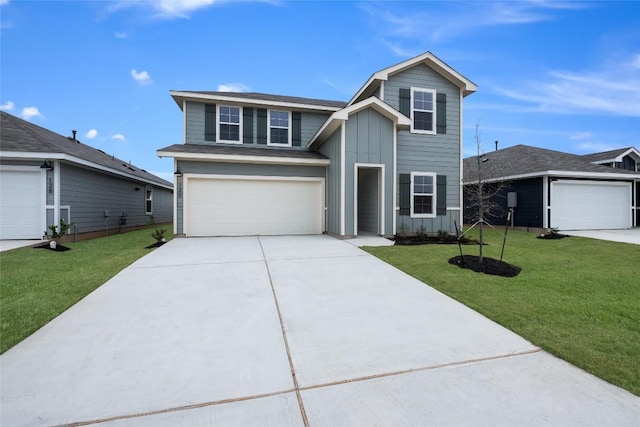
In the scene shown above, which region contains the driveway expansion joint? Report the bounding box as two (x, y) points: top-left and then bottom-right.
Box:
(56, 389), (297, 427)
(258, 236), (310, 427)
(299, 348), (543, 392)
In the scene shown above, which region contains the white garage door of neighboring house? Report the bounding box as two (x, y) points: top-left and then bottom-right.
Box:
(551, 180), (631, 230)
(186, 176), (323, 236)
(0, 168), (42, 239)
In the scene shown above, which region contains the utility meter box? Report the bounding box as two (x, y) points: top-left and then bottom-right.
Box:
(507, 192), (517, 208)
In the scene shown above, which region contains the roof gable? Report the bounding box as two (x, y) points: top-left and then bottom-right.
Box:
(349, 51), (477, 105)
(0, 111), (171, 188)
(308, 97), (411, 148)
(580, 147), (640, 164)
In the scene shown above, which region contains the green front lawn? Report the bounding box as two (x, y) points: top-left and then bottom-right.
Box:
(0, 227), (173, 354)
(365, 229), (640, 396)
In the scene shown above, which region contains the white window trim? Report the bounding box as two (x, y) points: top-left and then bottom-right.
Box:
(145, 186), (153, 215)
(410, 87), (436, 135)
(217, 104), (243, 144)
(410, 171), (436, 218)
(267, 109), (292, 147)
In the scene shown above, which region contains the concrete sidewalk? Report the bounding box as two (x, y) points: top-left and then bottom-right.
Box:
(1, 235), (638, 426)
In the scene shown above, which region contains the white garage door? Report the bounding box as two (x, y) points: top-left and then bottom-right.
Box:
(0, 168), (42, 239)
(551, 180), (631, 230)
(186, 177), (323, 236)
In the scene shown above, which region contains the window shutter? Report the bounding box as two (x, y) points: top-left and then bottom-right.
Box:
(436, 175), (447, 216)
(292, 112), (302, 147)
(399, 173), (411, 216)
(257, 109), (267, 144)
(243, 108), (254, 144)
(436, 93), (447, 134)
(205, 104), (216, 141)
(399, 88), (411, 117)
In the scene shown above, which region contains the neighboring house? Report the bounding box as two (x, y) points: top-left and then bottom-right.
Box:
(462, 144), (640, 231)
(0, 111), (173, 240)
(157, 52), (477, 238)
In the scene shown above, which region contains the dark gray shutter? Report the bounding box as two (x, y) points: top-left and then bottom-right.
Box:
(205, 104), (216, 141)
(292, 112), (302, 147)
(436, 175), (447, 216)
(399, 88), (411, 117)
(243, 108), (254, 144)
(399, 173), (411, 216)
(257, 109), (267, 144)
(436, 93), (447, 134)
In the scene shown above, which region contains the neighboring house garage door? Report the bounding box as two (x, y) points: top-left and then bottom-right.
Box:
(551, 180), (631, 230)
(0, 168), (42, 239)
(186, 176), (323, 236)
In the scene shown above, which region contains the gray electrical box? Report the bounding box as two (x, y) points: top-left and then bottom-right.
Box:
(507, 192), (517, 208)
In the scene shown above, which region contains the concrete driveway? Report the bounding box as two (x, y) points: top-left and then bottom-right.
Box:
(1, 235), (638, 426)
(562, 228), (640, 245)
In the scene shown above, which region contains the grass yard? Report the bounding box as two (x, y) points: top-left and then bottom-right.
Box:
(365, 229), (640, 396)
(0, 226), (173, 354)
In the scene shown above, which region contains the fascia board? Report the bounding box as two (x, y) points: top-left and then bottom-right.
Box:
(170, 91), (342, 113)
(156, 151), (330, 167)
(462, 170), (640, 185)
(1, 150), (173, 190)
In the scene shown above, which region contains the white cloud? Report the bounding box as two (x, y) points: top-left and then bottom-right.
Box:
(130, 69), (151, 84)
(85, 129), (98, 139)
(494, 53), (640, 117)
(20, 107), (43, 120)
(0, 100), (15, 111)
(111, 133), (125, 140)
(109, 0), (215, 19)
(569, 132), (592, 141)
(575, 141), (619, 153)
(362, 1), (590, 46)
(114, 31), (127, 39)
(217, 82), (250, 92)
(0, 0), (9, 6)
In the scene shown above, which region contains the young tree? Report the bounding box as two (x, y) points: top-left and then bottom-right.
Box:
(464, 123), (509, 263)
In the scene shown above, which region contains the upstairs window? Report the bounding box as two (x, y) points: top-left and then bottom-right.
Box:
(218, 106), (241, 143)
(411, 88), (436, 134)
(268, 110), (291, 146)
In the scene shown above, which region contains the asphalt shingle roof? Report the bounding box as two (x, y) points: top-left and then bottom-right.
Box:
(157, 143), (328, 160)
(580, 147), (635, 163)
(462, 144), (640, 183)
(175, 91), (348, 109)
(0, 111), (171, 188)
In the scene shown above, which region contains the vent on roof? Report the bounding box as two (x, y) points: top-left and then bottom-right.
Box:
(98, 149), (105, 154)
(72, 130), (77, 142)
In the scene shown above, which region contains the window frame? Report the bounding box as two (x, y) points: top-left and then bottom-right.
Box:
(410, 87), (437, 135)
(217, 105), (243, 144)
(145, 186), (153, 215)
(267, 109), (292, 147)
(410, 172), (437, 218)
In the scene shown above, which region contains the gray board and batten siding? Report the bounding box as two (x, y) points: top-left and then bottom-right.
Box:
(317, 127), (342, 236)
(343, 108), (395, 236)
(174, 160), (327, 234)
(60, 163), (173, 234)
(185, 101), (331, 148)
(385, 63), (463, 233)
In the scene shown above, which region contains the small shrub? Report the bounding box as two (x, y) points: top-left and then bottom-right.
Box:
(416, 225), (428, 240)
(44, 219), (73, 241)
(437, 229), (450, 241)
(151, 228), (167, 242)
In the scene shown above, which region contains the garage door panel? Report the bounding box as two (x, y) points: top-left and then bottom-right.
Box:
(551, 181), (631, 230)
(0, 170), (42, 239)
(187, 178), (322, 236)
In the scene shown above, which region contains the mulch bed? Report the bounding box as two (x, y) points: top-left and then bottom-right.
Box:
(145, 241), (167, 249)
(537, 233), (570, 240)
(33, 243), (71, 252)
(394, 235), (480, 246)
(448, 255), (521, 277)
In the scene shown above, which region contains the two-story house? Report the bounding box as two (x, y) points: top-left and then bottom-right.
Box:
(157, 52), (477, 237)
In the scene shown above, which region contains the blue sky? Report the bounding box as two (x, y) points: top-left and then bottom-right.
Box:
(1, 0), (639, 181)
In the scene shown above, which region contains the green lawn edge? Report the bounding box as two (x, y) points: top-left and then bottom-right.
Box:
(0, 227), (174, 354)
(364, 229), (640, 396)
